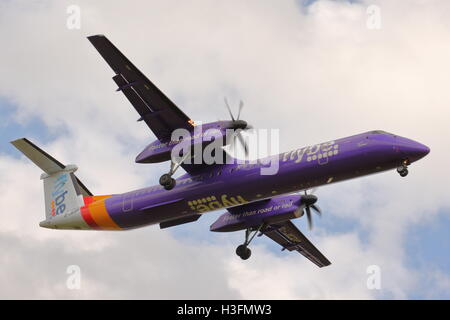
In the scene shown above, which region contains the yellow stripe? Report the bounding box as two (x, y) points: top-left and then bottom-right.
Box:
(88, 199), (122, 230)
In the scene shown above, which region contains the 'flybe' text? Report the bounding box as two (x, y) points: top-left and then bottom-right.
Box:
(51, 173), (68, 216)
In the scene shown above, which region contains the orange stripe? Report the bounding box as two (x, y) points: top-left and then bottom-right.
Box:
(80, 206), (100, 229)
(88, 199), (121, 230)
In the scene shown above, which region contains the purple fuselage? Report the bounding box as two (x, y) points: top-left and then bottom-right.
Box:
(102, 130), (430, 230)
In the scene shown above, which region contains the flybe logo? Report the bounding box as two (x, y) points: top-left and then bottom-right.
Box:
(51, 174), (69, 216)
(188, 194), (248, 213)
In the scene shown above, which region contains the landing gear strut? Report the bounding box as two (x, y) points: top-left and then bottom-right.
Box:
(159, 151), (191, 190)
(397, 159), (410, 177)
(236, 224), (264, 260)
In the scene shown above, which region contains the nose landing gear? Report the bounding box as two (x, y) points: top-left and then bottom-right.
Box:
(397, 159), (410, 177)
(236, 224), (264, 260)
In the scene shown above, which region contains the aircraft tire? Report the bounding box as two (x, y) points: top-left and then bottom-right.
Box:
(236, 244), (246, 257)
(399, 169), (408, 177)
(163, 178), (176, 190)
(240, 247), (252, 260)
(236, 245), (251, 260)
(159, 174), (172, 186)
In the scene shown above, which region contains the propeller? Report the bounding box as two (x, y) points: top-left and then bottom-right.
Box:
(301, 189), (322, 230)
(224, 97), (252, 156)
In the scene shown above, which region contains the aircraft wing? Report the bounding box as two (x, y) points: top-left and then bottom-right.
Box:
(88, 35), (194, 141)
(263, 221), (331, 268)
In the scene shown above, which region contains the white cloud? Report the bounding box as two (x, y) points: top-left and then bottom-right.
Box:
(0, 0), (449, 299)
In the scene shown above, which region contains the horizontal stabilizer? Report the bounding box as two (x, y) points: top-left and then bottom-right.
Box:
(11, 138), (65, 175)
(10, 138), (93, 197)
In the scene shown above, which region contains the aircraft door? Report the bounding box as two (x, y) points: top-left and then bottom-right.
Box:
(122, 192), (134, 212)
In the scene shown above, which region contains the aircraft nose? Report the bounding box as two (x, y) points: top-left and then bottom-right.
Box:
(397, 139), (430, 162)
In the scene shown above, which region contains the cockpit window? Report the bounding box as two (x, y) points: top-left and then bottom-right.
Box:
(368, 130), (392, 135)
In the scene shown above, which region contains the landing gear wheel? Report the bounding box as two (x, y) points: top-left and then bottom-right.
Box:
(159, 151), (191, 191)
(399, 168), (408, 177)
(159, 174), (171, 186)
(236, 245), (251, 260)
(159, 174), (176, 190)
(235, 225), (264, 260)
(240, 248), (251, 260)
(397, 166), (408, 177)
(163, 178), (176, 190)
(236, 244), (246, 257)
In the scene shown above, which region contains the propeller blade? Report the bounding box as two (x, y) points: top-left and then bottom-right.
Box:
(224, 97), (235, 121)
(228, 130), (246, 156)
(236, 131), (249, 156)
(300, 188), (322, 229)
(237, 100), (244, 120)
(311, 204), (322, 216)
(229, 132), (237, 150)
(305, 206), (313, 230)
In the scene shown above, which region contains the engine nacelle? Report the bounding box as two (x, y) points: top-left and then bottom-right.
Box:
(135, 120), (237, 163)
(210, 195), (304, 232)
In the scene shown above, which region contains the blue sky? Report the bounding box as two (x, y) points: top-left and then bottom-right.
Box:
(0, 99), (58, 151)
(406, 212), (450, 271)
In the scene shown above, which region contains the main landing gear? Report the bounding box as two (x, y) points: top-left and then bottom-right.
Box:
(159, 151), (191, 190)
(236, 224), (264, 260)
(159, 173), (176, 190)
(397, 159), (410, 177)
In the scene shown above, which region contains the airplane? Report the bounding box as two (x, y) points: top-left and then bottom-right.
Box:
(10, 35), (430, 267)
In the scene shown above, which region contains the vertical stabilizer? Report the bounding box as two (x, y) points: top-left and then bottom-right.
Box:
(11, 138), (93, 229)
(42, 169), (85, 220)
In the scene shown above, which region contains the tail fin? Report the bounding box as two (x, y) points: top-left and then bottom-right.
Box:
(10, 138), (92, 220)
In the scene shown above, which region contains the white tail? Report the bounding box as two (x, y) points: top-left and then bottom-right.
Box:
(42, 167), (84, 219)
(11, 138), (93, 227)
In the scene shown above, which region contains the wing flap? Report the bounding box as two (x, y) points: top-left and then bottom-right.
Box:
(263, 221), (331, 268)
(111, 74), (171, 137)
